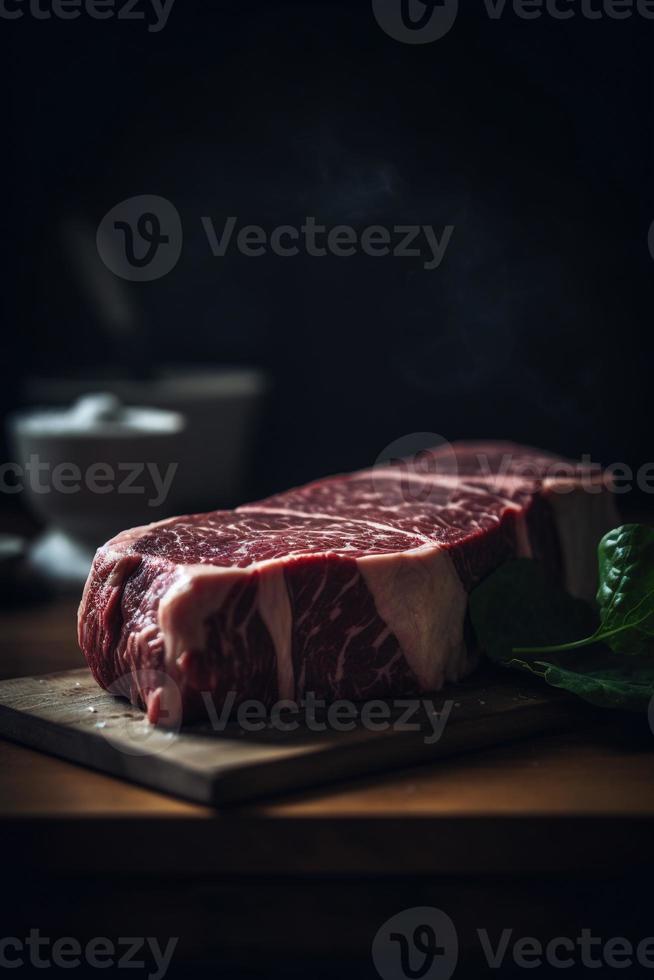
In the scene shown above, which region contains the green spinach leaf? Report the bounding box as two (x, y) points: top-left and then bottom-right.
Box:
(468, 544), (654, 711)
(509, 653), (654, 711)
(513, 525), (654, 657)
(594, 524), (654, 656)
(468, 559), (598, 661)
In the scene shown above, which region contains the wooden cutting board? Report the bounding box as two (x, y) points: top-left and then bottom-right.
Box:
(0, 666), (596, 805)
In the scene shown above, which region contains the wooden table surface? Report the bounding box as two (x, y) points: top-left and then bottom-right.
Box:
(2, 595), (654, 975)
(2, 597), (654, 849)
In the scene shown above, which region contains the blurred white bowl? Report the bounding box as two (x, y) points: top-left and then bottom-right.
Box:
(25, 367), (268, 511)
(9, 395), (186, 588)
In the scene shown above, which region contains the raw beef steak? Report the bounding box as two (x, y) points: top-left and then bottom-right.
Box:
(78, 442), (617, 726)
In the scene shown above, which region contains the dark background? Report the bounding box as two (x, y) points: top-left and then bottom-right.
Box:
(1, 9), (654, 975)
(2, 0), (652, 502)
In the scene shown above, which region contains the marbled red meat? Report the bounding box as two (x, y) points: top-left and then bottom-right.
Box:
(78, 442), (617, 726)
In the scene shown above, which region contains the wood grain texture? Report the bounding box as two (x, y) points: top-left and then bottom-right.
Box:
(1, 598), (654, 881)
(0, 664), (593, 805)
(4, 524), (654, 975)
